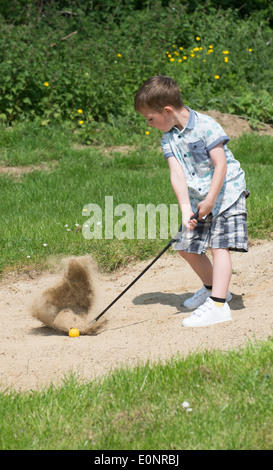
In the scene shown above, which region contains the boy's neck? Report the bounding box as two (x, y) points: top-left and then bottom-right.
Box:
(173, 107), (190, 131)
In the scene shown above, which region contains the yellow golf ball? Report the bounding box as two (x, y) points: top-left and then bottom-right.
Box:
(69, 328), (80, 338)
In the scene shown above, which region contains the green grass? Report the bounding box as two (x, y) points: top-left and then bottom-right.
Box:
(0, 123), (272, 276)
(1, 338), (272, 450)
(0, 123), (73, 166)
(228, 134), (273, 238)
(0, 123), (168, 274)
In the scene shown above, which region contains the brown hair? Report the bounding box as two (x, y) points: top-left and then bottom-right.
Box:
(134, 75), (184, 112)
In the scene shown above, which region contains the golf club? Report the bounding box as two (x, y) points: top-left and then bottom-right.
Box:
(89, 210), (199, 326)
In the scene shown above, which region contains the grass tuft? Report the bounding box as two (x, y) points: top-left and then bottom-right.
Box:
(0, 339), (272, 450)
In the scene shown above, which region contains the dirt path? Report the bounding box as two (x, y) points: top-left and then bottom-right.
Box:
(0, 240), (272, 392)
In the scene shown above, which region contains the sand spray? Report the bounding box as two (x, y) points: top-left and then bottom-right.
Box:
(31, 256), (107, 334)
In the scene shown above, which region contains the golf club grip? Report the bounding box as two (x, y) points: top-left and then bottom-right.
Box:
(90, 209), (199, 325)
(170, 209), (199, 244)
(191, 209), (200, 221)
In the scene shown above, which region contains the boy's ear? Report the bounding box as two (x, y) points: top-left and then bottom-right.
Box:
(163, 106), (174, 115)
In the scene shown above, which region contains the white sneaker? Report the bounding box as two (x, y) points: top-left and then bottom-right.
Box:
(183, 285), (232, 309)
(182, 297), (232, 328)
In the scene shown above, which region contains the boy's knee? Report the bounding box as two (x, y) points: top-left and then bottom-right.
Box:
(178, 250), (193, 260)
(178, 250), (203, 262)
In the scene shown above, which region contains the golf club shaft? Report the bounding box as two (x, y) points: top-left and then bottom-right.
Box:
(90, 239), (172, 325)
(90, 210), (199, 325)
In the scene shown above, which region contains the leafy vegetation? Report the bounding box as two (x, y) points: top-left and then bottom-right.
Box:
(0, 0), (272, 134)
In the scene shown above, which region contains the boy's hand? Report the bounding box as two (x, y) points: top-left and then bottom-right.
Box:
(188, 213), (198, 230)
(182, 205), (198, 230)
(197, 198), (214, 219)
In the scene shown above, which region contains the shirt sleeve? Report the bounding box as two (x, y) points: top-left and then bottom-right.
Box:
(202, 117), (230, 151)
(161, 133), (175, 159)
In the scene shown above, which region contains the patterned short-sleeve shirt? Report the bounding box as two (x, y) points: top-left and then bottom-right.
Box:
(161, 108), (246, 216)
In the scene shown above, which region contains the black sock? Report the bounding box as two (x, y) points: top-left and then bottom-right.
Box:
(204, 285), (212, 291)
(210, 296), (226, 303)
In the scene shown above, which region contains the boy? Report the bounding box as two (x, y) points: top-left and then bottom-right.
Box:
(134, 75), (248, 327)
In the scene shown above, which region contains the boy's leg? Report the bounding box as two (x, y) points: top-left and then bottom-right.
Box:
(176, 214), (212, 287)
(182, 194), (248, 326)
(182, 247), (233, 327)
(178, 251), (213, 287)
(177, 215), (217, 309)
(211, 248), (232, 299)
(178, 249), (232, 309)
(178, 249), (233, 297)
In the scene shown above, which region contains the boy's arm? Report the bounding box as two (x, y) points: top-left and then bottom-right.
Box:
(167, 156), (197, 230)
(197, 142), (227, 218)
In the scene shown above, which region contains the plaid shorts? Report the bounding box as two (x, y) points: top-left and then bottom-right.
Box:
(175, 192), (249, 254)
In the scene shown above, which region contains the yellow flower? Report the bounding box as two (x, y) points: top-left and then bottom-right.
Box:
(79, 120), (84, 125)
(248, 48), (253, 52)
(178, 59), (182, 63)
(168, 54), (172, 58)
(170, 58), (175, 62)
(209, 45), (213, 49)
(117, 53), (122, 58)
(224, 57), (229, 63)
(44, 82), (49, 87)
(190, 53), (195, 58)
(214, 75), (220, 79)
(166, 51), (169, 54)
(145, 131), (150, 135)
(183, 56), (187, 60)
(222, 50), (229, 54)
(77, 109), (83, 114)
(196, 36), (201, 41)
(172, 44), (176, 48)
(193, 47), (200, 51)
(174, 51), (179, 56)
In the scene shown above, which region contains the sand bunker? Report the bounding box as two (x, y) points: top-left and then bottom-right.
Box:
(0, 240), (272, 391)
(31, 257), (106, 334)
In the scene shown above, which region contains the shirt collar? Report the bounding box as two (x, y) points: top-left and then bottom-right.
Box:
(172, 107), (195, 134)
(185, 107), (195, 130)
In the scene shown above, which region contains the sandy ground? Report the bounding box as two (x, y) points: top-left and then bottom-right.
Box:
(0, 240), (272, 392)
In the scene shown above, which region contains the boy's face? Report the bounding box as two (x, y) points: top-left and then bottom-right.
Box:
(140, 107), (174, 132)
